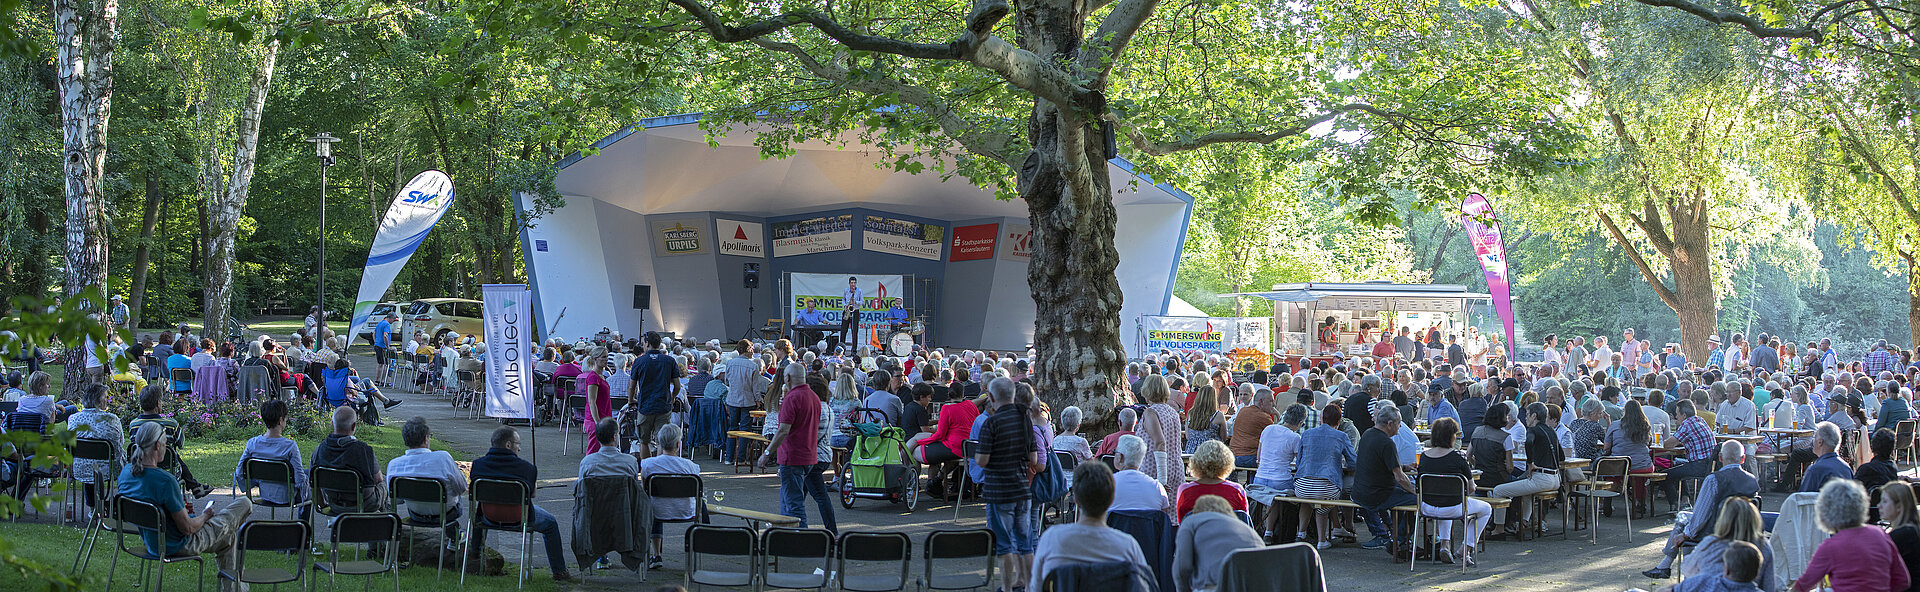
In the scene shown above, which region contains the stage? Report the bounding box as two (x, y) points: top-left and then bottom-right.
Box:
(515, 112), (1194, 352)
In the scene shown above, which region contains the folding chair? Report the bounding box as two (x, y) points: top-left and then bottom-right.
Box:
(71, 438), (119, 573)
(921, 529), (994, 592)
(170, 368), (195, 395)
(761, 528), (833, 592)
(1412, 473), (1470, 573)
(107, 496), (206, 592)
(837, 531), (910, 592)
(686, 524), (758, 592)
(317, 512), (401, 592)
(564, 393), (589, 453)
(1218, 542), (1326, 592)
(646, 473), (706, 565)
(952, 440), (978, 521)
(458, 370), (480, 418)
(1042, 450), (1079, 524)
(312, 466), (373, 519)
(462, 478), (533, 589)
(1578, 457), (1631, 543)
(240, 458), (310, 521)
(1895, 420), (1917, 465)
(219, 520), (311, 592)
(389, 476), (456, 580)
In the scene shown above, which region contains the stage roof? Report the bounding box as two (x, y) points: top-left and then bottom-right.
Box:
(1221, 282), (1491, 303)
(552, 112), (1194, 219)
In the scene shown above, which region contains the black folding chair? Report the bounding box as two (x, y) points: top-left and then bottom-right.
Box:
(838, 531), (911, 592)
(921, 529), (994, 591)
(646, 472), (707, 565)
(389, 476), (456, 580)
(565, 394), (590, 453)
(462, 478), (533, 589)
(761, 528), (833, 591)
(170, 368), (195, 395)
(317, 512), (401, 592)
(71, 437), (120, 574)
(219, 520), (312, 592)
(684, 524), (757, 591)
(108, 496), (206, 592)
(239, 458), (310, 521)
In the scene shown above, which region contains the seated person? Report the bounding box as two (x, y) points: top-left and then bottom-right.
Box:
(1109, 434), (1169, 513)
(119, 423), (254, 592)
(386, 416), (467, 544)
(1671, 540), (1767, 592)
(1174, 440), (1248, 521)
(1095, 407), (1138, 457)
(310, 406), (386, 511)
(1174, 495), (1264, 592)
(67, 385), (124, 518)
(1050, 406), (1094, 463)
(470, 426), (574, 582)
(233, 399), (308, 512)
(127, 385), (211, 498)
(640, 423), (700, 570)
(1029, 462), (1152, 592)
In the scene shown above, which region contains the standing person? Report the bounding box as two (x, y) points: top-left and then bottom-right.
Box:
(1394, 327), (1417, 362)
(372, 312), (397, 387)
(973, 378), (1037, 592)
(468, 426), (574, 582)
(720, 340), (761, 464)
(577, 355), (614, 455)
(119, 423), (255, 592)
(1543, 334), (1564, 368)
(626, 332), (682, 459)
(109, 295), (130, 331)
(759, 362), (836, 532)
(304, 306), (323, 343)
(840, 277), (863, 345)
(1135, 375), (1187, 495)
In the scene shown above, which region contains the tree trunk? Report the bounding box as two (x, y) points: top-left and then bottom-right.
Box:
(129, 169), (162, 329)
(1016, 0), (1127, 421)
(203, 42), (279, 339)
(1668, 197), (1716, 364)
(55, 0), (118, 399)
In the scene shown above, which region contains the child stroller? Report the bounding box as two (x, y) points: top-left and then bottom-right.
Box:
(838, 408), (920, 511)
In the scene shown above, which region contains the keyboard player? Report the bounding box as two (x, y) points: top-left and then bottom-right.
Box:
(791, 299), (830, 345)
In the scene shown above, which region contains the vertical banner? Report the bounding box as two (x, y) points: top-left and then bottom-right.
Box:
(1460, 193), (1518, 360)
(482, 284), (534, 419)
(789, 273), (905, 348)
(349, 170), (456, 336)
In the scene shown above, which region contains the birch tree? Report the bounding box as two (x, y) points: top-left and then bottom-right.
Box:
(54, 0), (117, 398)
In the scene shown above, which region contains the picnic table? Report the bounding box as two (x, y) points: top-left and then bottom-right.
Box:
(725, 430), (772, 473)
(706, 504), (802, 529)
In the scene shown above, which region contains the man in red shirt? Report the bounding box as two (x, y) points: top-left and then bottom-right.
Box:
(759, 362), (836, 532)
(1094, 407), (1138, 457)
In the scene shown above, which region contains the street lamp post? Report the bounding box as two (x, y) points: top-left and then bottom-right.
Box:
(307, 132), (339, 339)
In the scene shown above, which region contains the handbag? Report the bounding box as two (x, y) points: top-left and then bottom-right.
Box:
(1031, 449), (1067, 502)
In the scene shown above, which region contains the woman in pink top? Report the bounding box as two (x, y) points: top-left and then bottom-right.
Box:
(1795, 479), (1911, 592)
(916, 395), (985, 465)
(577, 355), (614, 454)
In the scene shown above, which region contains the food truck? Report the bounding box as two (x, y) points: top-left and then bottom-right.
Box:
(1222, 282), (1492, 364)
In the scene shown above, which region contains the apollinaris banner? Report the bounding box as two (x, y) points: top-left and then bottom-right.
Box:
(482, 284), (534, 419)
(1460, 193), (1517, 359)
(1140, 316), (1272, 368)
(349, 170), (456, 336)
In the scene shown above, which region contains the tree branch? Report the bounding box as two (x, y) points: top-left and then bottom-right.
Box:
(1078, 0), (1161, 84)
(1108, 103), (1389, 156)
(751, 39), (1015, 166)
(1599, 211), (1682, 309)
(1630, 0), (1825, 41)
(1626, 196), (1677, 258)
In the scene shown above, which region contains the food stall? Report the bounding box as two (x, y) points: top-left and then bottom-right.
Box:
(1221, 282), (1491, 362)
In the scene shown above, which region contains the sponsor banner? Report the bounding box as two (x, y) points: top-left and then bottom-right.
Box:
(1140, 316), (1272, 367)
(862, 215), (944, 260)
(716, 218), (766, 258)
(950, 223), (997, 261)
(1003, 223), (1033, 261)
(349, 170), (456, 337)
(1460, 193), (1517, 360)
(482, 284), (535, 419)
(790, 273), (904, 348)
(650, 218), (708, 255)
(772, 214), (854, 257)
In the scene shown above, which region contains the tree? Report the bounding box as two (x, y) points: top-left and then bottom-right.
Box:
(54, 0), (118, 399)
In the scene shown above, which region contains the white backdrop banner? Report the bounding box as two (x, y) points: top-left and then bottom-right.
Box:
(790, 273), (904, 348)
(1140, 316), (1272, 368)
(349, 170), (456, 336)
(482, 284), (535, 419)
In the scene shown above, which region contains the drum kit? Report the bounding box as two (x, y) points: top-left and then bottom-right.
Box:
(887, 317), (928, 356)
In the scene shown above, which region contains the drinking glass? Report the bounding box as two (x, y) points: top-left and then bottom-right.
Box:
(711, 490), (726, 504)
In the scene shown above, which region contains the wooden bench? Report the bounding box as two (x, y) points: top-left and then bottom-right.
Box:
(726, 430), (772, 473)
(706, 504), (802, 529)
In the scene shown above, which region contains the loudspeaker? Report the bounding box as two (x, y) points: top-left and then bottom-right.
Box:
(744, 263), (760, 289)
(633, 285), (651, 310)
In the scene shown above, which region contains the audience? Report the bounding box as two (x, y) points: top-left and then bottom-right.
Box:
(470, 426), (574, 582)
(975, 377), (1037, 592)
(1295, 403), (1355, 548)
(1029, 462), (1151, 592)
(1173, 440), (1247, 521)
(1050, 405), (1094, 463)
(66, 384), (124, 518)
(1660, 497), (1776, 592)
(1095, 407), (1139, 457)
(127, 385), (211, 498)
(1672, 541), (1767, 592)
(311, 405), (386, 510)
(1415, 417), (1489, 567)
(119, 422), (254, 592)
(233, 399), (308, 511)
(387, 416), (467, 546)
(1882, 482), (1920, 591)
(1173, 495), (1263, 592)
(1110, 434), (1170, 513)
(1793, 479), (1909, 591)
(1353, 405), (1417, 561)
(1644, 441), (1757, 580)
(760, 361), (836, 532)
(1799, 422), (1851, 493)
(641, 423), (700, 570)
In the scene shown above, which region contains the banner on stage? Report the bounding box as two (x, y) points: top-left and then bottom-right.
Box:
(1140, 316), (1271, 368)
(862, 215), (944, 260)
(772, 214), (853, 257)
(950, 223), (997, 261)
(650, 218), (708, 256)
(716, 218), (765, 257)
(349, 170), (456, 337)
(482, 284), (535, 420)
(790, 273), (904, 347)
(1002, 223), (1034, 261)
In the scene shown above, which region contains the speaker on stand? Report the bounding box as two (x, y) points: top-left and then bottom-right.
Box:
(633, 285), (650, 339)
(739, 263), (761, 341)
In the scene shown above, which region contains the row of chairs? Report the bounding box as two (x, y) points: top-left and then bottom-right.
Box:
(98, 497), (401, 592)
(685, 526), (993, 592)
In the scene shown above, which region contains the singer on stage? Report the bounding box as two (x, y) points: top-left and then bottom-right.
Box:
(840, 277), (862, 344)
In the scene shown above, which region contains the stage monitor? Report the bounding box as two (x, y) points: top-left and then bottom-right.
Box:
(744, 263), (760, 289)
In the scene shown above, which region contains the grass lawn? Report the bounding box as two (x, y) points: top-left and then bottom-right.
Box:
(243, 318), (307, 334)
(0, 522), (563, 591)
(178, 424), (469, 489)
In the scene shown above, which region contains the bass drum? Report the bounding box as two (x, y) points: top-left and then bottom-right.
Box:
(888, 332), (915, 357)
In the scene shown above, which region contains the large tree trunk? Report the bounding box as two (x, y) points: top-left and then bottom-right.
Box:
(204, 42), (279, 338)
(128, 169), (162, 329)
(1670, 232), (1718, 364)
(55, 0), (118, 399)
(1016, 0), (1127, 420)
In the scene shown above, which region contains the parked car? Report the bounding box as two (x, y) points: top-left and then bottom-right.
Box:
(355, 302), (405, 346)
(402, 298), (485, 345)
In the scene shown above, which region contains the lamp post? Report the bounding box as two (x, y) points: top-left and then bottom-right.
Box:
(307, 132), (339, 339)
